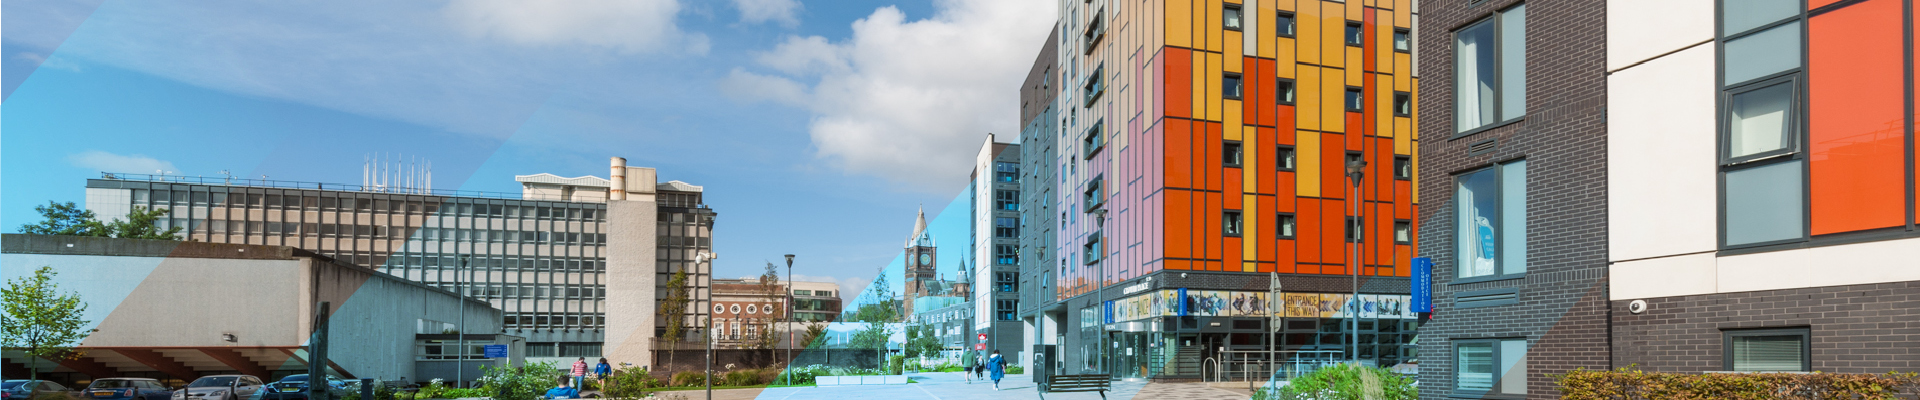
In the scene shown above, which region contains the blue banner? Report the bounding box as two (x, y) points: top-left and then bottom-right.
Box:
(1177, 288), (1188, 316)
(483, 344), (508, 358)
(1411, 257), (1433, 313)
(1103, 300), (1114, 324)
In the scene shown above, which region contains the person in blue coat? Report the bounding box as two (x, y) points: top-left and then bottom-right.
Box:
(544, 377), (579, 399)
(986, 350), (1007, 390)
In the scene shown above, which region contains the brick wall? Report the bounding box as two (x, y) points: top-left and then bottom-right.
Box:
(1414, 0), (1610, 397)
(1613, 281), (1920, 374)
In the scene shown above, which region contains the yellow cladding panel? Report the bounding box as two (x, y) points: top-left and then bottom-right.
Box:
(1297, 129), (1322, 197)
(1297, 65), (1320, 130)
(1395, 51), (1412, 90)
(1170, 0), (1193, 48)
(1347, 0), (1363, 21)
(1297, 1), (1320, 65)
(1409, 78), (1420, 141)
(1227, 99), (1244, 140)
(1276, 0), (1296, 12)
(1278, 37), (1298, 69)
(1193, 50), (1207, 120)
(1257, 0), (1276, 58)
(1376, 73), (1393, 138)
(1208, 52), (1225, 122)
(1321, 65), (1344, 133)
(1376, 9), (1394, 75)
(1322, 1), (1345, 69)
(1198, 0), (1216, 52)
(1410, 143), (1420, 203)
(1346, 46), (1363, 87)
(1243, 193), (1257, 264)
(1243, 126), (1258, 188)
(1226, 30), (1244, 73)
(1397, 0), (1414, 23)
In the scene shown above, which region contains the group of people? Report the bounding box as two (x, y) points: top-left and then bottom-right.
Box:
(959, 349), (1009, 390)
(544, 357), (614, 399)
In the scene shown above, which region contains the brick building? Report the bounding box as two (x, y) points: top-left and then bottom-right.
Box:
(1414, 0), (1609, 397)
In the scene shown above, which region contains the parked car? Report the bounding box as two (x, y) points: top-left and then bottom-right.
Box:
(170, 376), (264, 400)
(3, 380), (79, 400)
(259, 375), (344, 400)
(82, 378), (170, 400)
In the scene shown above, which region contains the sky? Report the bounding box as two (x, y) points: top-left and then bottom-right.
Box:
(0, 0), (1058, 305)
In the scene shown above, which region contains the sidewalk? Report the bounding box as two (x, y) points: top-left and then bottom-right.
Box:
(752, 371), (1148, 400)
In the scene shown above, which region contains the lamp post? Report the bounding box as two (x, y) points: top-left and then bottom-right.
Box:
(1346, 158), (1367, 365)
(695, 250), (718, 400)
(1091, 208), (1107, 376)
(457, 255), (469, 387)
(783, 254), (796, 386)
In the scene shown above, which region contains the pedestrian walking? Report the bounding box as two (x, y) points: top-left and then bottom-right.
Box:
(592, 358), (611, 390)
(544, 377), (579, 399)
(986, 350), (1006, 391)
(960, 348), (978, 383)
(569, 357), (588, 389)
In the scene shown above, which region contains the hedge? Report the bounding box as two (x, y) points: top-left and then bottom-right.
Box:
(1555, 367), (1920, 400)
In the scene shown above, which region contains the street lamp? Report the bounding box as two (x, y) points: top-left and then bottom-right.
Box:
(458, 255), (470, 387)
(1346, 158), (1367, 365)
(1091, 207), (1107, 375)
(783, 254), (795, 386)
(695, 250), (718, 400)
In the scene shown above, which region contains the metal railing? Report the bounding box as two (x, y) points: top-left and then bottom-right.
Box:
(98, 172), (597, 203)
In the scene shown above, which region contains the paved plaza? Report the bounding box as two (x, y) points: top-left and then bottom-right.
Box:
(745, 372), (1248, 400)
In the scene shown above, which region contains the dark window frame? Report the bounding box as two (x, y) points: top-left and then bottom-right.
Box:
(1224, 140), (1244, 168)
(1453, 159), (1528, 284)
(1393, 91), (1413, 117)
(1346, 86), (1365, 112)
(1277, 78), (1297, 105)
(1083, 119), (1107, 160)
(1277, 213), (1297, 239)
(1393, 27), (1412, 53)
(1224, 72), (1244, 100)
(1345, 21), (1364, 47)
(1714, 0), (1817, 252)
(1276, 12), (1297, 38)
(1722, 327), (1812, 372)
(1277, 145), (1298, 172)
(1451, 3), (1528, 137)
(1224, 210), (1244, 237)
(1394, 155), (1413, 180)
(1452, 337), (1528, 398)
(1224, 4), (1244, 31)
(1346, 216), (1364, 243)
(1394, 219), (1412, 244)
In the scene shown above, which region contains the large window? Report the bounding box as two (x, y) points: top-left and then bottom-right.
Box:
(1456, 160), (1527, 280)
(1083, 231), (1103, 265)
(1083, 120), (1106, 159)
(1718, 0), (1805, 248)
(1277, 79), (1296, 105)
(1224, 210), (1244, 237)
(1455, 338), (1528, 396)
(1084, 177), (1105, 211)
(1277, 213), (1297, 239)
(1224, 141), (1243, 167)
(995, 217), (1019, 238)
(995, 162), (1019, 182)
(995, 244), (1019, 265)
(1276, 12), (1296, 37)
(1224, 5), (1243, 31)
(1083, 65), (1105, 106)
(1224, 73), (1244, 100)
(1455, 4), (1526, 133)
(995, 272), (1019, 292)
(1277, 145), (1297, 171)
(1725, 328), (1810, 372)
(996, 190), (1020, 211)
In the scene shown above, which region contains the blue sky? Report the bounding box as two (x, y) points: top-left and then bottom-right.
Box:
(1, 0), (1056, 304)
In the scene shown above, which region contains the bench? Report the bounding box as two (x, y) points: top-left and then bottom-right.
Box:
(1038, 374), (1112, 399)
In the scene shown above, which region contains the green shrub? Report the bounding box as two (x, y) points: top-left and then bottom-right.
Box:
(473, 361), (563, 400)
(1260, 363), (1416, 400)
(601, 366), (664, 397)
(1006, 366), (1024, 375)
(1555, 367), (1920, 400)
(721, 370), (765, 386)
(415, 380), (448, 399)
(669, 371), (707, 387)
(888, 356), (906, 375)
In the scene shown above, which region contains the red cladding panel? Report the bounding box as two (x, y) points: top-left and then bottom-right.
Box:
(1808, 0), (1905, 235)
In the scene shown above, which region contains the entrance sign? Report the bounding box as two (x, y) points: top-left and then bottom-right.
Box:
(483, 344), (508, 358)
(1412, 257), (1433, 313)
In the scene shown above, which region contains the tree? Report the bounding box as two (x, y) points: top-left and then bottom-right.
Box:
(657, 269), (691, 366)
(848, 272), (898, 353)
(799, 323), (827, 349)
(0, 266), (95, 382)
(17, 201), (106, 236)
(905, 325), (942, 361)
(17, 201), (181, 240)
(750, 262), (783, 351)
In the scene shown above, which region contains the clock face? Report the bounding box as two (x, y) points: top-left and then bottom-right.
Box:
(918, 254), (932, 266)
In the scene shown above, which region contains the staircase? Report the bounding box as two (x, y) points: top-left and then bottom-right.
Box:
(1158, 346), (1206, 380)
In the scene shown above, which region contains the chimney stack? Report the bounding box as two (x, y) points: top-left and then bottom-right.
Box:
(610, 157), (628, 201)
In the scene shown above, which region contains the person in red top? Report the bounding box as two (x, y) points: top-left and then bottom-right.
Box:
(570, 357), (588, 389)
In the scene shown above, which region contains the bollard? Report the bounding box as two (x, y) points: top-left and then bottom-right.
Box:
(359, 379), (372, 400)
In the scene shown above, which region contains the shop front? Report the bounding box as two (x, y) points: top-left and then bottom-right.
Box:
(1103, 289), (1419, 381)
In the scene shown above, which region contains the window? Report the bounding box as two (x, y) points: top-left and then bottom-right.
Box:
(995, 217), (1019, 238)
(996, 244), (1019, 265)
(995, 162), (1019, 182)
(1224, 210), (1243, 237)
(1394, 156), (1412, 180)
(1346, 217), (1364, 243)
(1277, 146), (1297, 171)
(1083, 231), (1103, 265)
(1223, 141), (1243, 167)
(1084, 177), (1105, 211)
(1083, 120), (1106, 159)
(1083, 65), (1105, 105)
(996, 299), (1018, 321)
(1456, 160), (1527, 279)
(1395, 220), (1412, 244)
(1346, 87), (1364, 112)
(1345, 21), (1364, 46)
(1455, 338), (1528, 396)
(1393, 92), (1412, 117)
(1455, 4), (1527, 133)
(1277, 79), (1296, 105)
(1393, 28), (1411, 52)
(995, 272), (1019, 292)
(1224, 5), (1243, 31)
(1726, 328), (1809, 372)
(1718, 0), (1804, 248)
(1277, 213), (1297, 239)
(1277, 12), (1296, 37)
(996, 190), (1020, 211)
(1224, 73), (1243, 100)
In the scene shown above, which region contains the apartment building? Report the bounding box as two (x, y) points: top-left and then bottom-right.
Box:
(1044, 0), (1423, 380)
(1017, 24), (1066, 371)
(973, 135), (1028, 358)
(82, 157), (713, 368)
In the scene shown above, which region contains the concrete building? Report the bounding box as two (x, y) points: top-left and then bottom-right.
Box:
(971, 135), (1026, 359)
(1016, 23), (1065, 375)
(0, 235), (513, 387)
(80, 157), (713, 369)
(1036, 0), (1425, 380)
(1606, 0), (1920, 377)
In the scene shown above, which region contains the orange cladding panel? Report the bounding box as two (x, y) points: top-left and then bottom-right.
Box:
(1169, 121), (1193, 189)
(1168, 189), (1192, 260)
(1299, 198), (1321, 264)
(1169, 47), (1193, 119)
(1808, 0), (1905, 235)
(1321, 198), (1344, 274)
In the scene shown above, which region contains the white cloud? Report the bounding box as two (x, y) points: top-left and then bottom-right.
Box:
(443, 0), (699, 54)
(725, 0), (1056, 188)
(733, 0), (801, 27)
(68, 151), (178, 174)
(718, 68), (809, 106)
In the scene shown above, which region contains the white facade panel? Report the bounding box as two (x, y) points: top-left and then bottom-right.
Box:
(1607, 44), (1718, 262)
(1719, 238), (1920, 294)
(1607, 0), (1713, 71)
(1609, 252), (1718, 300)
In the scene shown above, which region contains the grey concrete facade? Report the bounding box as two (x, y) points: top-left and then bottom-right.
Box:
(1016, 24), (1063, 375)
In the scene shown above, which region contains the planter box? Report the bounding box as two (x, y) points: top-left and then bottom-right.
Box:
(814, 375), (907, 386)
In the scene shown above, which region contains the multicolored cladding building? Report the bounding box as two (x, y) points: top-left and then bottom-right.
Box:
(1037, 0), (1421, 379)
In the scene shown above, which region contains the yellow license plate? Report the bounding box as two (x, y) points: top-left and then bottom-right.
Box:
(92, 391), (117, 396)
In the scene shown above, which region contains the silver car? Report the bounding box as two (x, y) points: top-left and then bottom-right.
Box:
(170, 376), (264, 400)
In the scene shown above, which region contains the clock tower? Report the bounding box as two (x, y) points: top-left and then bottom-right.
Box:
(903, 207), (937, 316)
